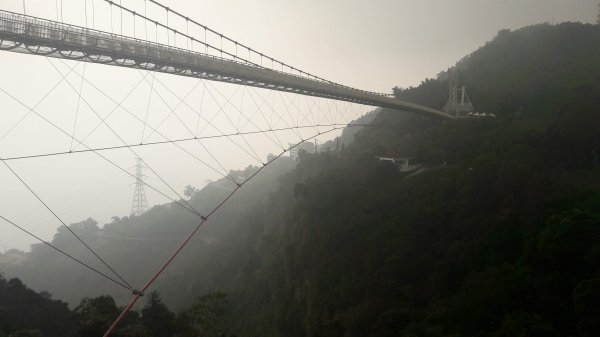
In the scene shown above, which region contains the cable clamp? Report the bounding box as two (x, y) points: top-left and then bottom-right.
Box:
(132, 289), (144, 296)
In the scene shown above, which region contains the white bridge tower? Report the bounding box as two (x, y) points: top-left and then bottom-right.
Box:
(444, 69), (474, 117)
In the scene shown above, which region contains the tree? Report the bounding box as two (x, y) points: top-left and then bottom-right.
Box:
(7, 331), (42, 337)
(141, 291), (176, 337)
(573, 277), (600, 335)
(72, 295), (151, 337)
(176, 292), (230, 337)
(72, 296), (120, 337)
(53, 218), (100, 247)
(184, 185), (199, 199)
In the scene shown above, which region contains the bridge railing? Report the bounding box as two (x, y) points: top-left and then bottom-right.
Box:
(0, 11), (226, 64)
(0, 11), (452, 117)
(0, 10), (394, 99)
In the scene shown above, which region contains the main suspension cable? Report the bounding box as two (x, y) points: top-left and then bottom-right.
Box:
(103, 0), (258, 68)
(144, 0), (345, 86)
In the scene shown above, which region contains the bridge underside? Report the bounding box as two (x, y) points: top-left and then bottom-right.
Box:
(0, 10), (453, 119)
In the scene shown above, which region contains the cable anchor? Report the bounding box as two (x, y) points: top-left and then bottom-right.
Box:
(132, 289), (144, 296)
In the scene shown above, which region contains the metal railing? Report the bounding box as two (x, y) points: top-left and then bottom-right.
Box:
(0, 11), (452, 118)
(0, 10), (392, 98)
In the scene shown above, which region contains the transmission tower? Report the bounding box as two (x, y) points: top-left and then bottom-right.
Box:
(130, 157), (149, 217)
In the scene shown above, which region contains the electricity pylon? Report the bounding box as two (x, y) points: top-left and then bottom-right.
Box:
(130, 157), (149, 217)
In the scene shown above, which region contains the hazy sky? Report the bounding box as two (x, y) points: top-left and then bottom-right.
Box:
(0, 0), (597, 251)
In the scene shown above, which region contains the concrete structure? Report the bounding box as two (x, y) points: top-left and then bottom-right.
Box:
(0, 10), (453, 119)
(465, 112), (496, 118)
(376, 156), (421, 173)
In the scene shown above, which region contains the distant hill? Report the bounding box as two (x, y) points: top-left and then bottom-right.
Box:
(0, 118), (378, 308)
(396, 22), (600, 120)
(0, 275), (72, 337)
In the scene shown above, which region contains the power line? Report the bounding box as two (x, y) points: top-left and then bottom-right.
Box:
(70, 71), (152, 152)
(0, 124), (377, 162)
(0, 62), (80, 145)
(0, 75), (363, 336)
(0, 159), (133, 290)
(70, 63), (86, 151)
(145, 77), (265, 165)
(46, 59), (203, 217)
(0, 215), (133, 291)
(203, 81), (281, 159)
(54, 59), (242, 188)
(141, 79), (203, 143)
(138, 79), (249, 179)
(138, 74), (238, 184)
(0, 86), (202, 218)
(102, 122), (347, 337)
(140, 73), (155, 144)
(1, 8), (380, 335)
(276, 90), (308, 140)
(242, 88), (288, 151)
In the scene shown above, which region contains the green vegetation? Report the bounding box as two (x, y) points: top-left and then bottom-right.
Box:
(0, 277), (230, 337)
(0, 276), (70, 337)
(2, 22), (600, 336)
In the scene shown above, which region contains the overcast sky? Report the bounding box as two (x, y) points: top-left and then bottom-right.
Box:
(0, 0), (597, 251)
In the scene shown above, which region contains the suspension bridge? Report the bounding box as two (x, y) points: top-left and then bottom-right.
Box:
(0, 1), (452, 336)
(0, 8), (451, 119)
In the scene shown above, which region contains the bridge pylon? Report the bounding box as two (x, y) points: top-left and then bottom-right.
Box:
(443, 69), (474, 117)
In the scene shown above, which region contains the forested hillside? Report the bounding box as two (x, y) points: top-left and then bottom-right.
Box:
(0, 273), (238, 337)
(2, 22), (600, 337)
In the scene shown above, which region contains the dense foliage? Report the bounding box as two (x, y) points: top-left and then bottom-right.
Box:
(0, 275), (71, 337)
(0, 279), (231, 337)
(2, 22), (600, 336)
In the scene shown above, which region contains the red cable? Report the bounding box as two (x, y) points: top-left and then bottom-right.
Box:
(101, 127), (340, 336)
(102, 214), (211, 337)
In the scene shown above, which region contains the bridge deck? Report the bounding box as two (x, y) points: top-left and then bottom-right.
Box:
(0, 10), (452, 119)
